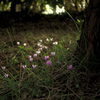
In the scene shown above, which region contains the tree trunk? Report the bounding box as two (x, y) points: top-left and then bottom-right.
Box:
(75, 0), (100, 71)
(11, 0), (17, 13)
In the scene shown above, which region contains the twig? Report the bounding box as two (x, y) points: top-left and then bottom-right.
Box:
(65, 84), (82, 100)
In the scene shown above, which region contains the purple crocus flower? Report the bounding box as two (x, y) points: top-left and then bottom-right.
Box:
(4, 73), (8, 78)
(29, 58), (33, 62)
(45, 56), (49, 61)
(28, 55), (32, 59)
(2, 67), (6, 71)
(33, 54), (37, 57)
(18, 84), (20, 88)
(37, 42), (42, 47)
(32, 65), (36, 68)
(46, 61), (51, 66)
(51, 52), (55, 56)
(36, 50), (41, 54)
(22, 65), (26, 69)
(68, 65), (73, 70)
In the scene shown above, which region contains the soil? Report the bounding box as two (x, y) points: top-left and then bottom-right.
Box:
(0, 12), (78, 45)
(0, 13), (78, 71)
(0, 13), (100, 100)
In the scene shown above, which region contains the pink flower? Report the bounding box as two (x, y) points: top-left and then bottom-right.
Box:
(28, 55), (32, 59)
(17, 42), (20, 45)
(37, 44), (42, 47)
(37, 42), (41, 47)
(46, 61), (51, 66)
(36, 50), (41, 54)
(50, 38), (53, 41)
(51, 52), (55, 56)
(53, 42), (58, 45)
(68, 65), (73, 70)
(32, 65), (36, 68)
(44, 46), (48, 49)
(29, 58), (33, 62)
(4, 73), (8, 78)
(22, 65), (26, 69)
(45, 56), (49, 61)
(18, 84), (20, 88)
(2, 67), (6, 71)
(33, 54), (37, 57)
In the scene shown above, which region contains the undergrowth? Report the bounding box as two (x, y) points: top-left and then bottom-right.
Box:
(0, 18), (100, 100)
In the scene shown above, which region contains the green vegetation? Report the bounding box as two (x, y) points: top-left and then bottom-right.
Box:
(0, 0), (89, 13)
(0, 29), (79, 99)
(0, 2), (100, 99)
(0, 25), (99, 100)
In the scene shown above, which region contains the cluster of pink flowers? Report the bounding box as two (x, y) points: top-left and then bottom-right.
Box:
(35, 39), (57, 66)
(45, 52), (56, 66)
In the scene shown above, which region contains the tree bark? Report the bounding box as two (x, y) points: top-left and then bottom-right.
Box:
(11, 0), (17, 13)
(75, 0), (100, 71)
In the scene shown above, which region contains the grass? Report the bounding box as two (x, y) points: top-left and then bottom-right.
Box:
(0, 24), (100, 100)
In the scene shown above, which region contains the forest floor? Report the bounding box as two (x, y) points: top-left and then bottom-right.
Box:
(0, 14), (77, 45)
(0, 14), (79, 72)
(0, 14), (100, 100)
